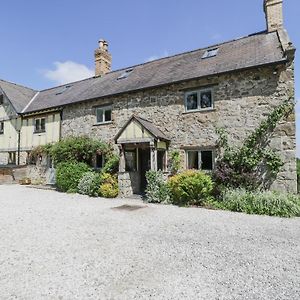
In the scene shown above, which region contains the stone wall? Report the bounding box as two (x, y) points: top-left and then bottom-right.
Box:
(26, 155), (54, 185)
(61, 63), (296, 193)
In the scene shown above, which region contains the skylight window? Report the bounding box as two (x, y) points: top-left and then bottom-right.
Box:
(117, 69), (133, 80)
(202, 48), (219, 59)
(55, 85), (72, 95)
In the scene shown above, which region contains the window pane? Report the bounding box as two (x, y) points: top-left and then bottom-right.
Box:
(125, 151), (137, 172)
(157, 150), (166, 171)
(186, 92), (198, 110)
(200, 91), (212, 109)
(96, 109), (103, 123)
(35, 119), (40, 131)
(201, 151), (213, 170)
(96, 154), (103, 168)
(41, 118), (46, 131)
(187, 151), (199, 170)
(105, 109), (112, 122)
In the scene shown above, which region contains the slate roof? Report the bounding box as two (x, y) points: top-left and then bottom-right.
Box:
(1, 31), (287, 115)
(0, 80), (37, 113)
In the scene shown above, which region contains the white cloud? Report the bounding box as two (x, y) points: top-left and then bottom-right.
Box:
(43, 61), (94, 85)
(145, 51), (169, 62)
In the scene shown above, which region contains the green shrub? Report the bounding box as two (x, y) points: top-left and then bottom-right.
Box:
(145, 170), (170, 204)
(50, 136), (111, 165)
(168, 170), (213, 206)
(77, 171), (102, 197)
(297, 158), (300, 193)
(56, 161), (91, 192)
(99, 173), (119, 198)
(210, 188), (300, 218)
(102, 154), (119, 174)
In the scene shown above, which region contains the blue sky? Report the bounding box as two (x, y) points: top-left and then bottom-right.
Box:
(0, 0), (299, 151)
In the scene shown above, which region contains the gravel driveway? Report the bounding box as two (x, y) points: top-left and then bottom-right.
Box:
(0, 185), (299, 300)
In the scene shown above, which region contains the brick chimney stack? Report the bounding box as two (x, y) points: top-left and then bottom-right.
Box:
(264, 0), (283, 32)
(95, 39), (112, 77)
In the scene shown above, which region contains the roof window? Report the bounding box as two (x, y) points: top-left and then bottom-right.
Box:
(202, 48), (219, 59)
(117, 69), (133, 80)
(55, 85), (72, 95)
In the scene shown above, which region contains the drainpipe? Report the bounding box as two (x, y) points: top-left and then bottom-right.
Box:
(17, 129), (21, 165)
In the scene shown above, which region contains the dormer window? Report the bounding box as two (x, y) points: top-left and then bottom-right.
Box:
(185, 88), (213, 112)
(0, 94), (3, 105)
(202, 48), (219, 59)
(117, 69), (133, 80)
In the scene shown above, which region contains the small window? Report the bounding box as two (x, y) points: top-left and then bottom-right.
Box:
(0, 121), (4, 134)
(185, 88), (213, 112)
(157, 150), (167, 172)
(117, 69), (133, 80)
(96, 154), (104, 169)
(186, 92), (198, 111)
(96, 105), (112, 124)
(202, 48), (219, 59)
(186, 150), (214, 171)
(0, 94), (3, 105)
(125, 150), (137, 172)
(8, 152), (16, 165)
(34, 117), (46, 133)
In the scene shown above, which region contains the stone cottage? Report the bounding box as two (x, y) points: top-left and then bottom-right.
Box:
(0, 0), (297, 195)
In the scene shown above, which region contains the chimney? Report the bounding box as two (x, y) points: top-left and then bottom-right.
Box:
(264, 0), (283, 32)
(94, 39), (112, 77)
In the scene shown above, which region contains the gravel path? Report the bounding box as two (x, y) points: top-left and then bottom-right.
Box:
(0, 185), (299, 300)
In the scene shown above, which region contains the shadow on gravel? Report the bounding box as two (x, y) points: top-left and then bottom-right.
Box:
(112, 204), (147, 211)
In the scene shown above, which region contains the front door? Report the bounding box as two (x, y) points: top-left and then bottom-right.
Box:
(139, 148), (150, 193)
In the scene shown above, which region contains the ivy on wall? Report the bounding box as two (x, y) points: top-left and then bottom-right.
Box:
(214, 99), (294, 191)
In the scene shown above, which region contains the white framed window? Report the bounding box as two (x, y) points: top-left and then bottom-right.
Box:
(34, 117), (46, 133)
(96, 105), (112, 124)
(185, 88), (213, 112)
(0, 121), (4, 134)
(186, 150), (214, 171)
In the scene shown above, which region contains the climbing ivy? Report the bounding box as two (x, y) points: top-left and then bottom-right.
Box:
(169, 150), (181, 175)
(214, 99), (294, 191)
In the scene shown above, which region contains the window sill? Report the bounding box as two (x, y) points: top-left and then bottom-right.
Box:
(33, 131), (46, 134)
(93, 121), (113, 126)
(183, 108), (216, 114)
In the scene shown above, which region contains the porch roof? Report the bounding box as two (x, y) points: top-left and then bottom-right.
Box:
(115, 115), (170, 143)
